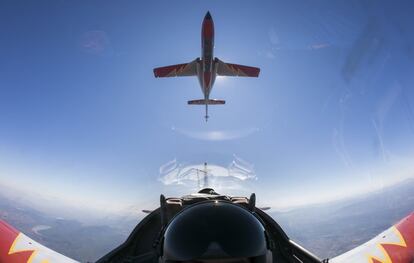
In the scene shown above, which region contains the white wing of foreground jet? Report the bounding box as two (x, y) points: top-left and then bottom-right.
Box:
(0, 213), (413, 262)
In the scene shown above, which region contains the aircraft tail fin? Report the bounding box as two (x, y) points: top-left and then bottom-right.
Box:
(187, 99), (225, 105)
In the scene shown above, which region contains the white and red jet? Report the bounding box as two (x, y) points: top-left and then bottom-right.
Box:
(1, 191), (414, 263)
(153, 11), (260, 121)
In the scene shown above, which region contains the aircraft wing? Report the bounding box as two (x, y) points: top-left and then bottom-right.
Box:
(330, 213), (414, 263)
(215, 58), (260, 77)
(0, 219), (78, 263)
(153, 58), (199, 78)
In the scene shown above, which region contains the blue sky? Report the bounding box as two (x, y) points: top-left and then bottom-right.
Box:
(1, 1), (414, 212)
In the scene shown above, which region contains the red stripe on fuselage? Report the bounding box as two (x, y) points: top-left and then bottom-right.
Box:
(202, 19), (214, 39)
(201, 16), (214, 61)
(203, 72), (211, 91)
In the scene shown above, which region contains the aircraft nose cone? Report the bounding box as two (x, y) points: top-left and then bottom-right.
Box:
(205, 11), (212, 20)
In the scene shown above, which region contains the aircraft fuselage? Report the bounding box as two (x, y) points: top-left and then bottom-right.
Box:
(199, 11), (216, 99)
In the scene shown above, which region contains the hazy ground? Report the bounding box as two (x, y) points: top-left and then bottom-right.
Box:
(1, 179), (414, 262)
(271, 179), (414, 259)
(0, 192), (129, 262)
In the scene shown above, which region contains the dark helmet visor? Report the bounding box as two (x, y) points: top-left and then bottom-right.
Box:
(163, 201), (267, 261)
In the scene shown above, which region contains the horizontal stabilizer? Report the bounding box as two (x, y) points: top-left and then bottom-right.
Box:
(188, 99), (225, 105)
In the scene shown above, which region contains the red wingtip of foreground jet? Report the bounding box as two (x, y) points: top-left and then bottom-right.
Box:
(396, 212), (414, 240)
(377, 213), (414, 262)
(331, 212), (414, 263)
(0, 219), (78, 262)
(0, 219), (33, 263)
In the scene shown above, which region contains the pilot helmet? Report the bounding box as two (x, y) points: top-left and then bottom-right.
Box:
(161, 201), (270, 263)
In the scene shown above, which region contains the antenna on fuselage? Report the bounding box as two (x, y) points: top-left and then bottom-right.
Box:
(203, 162), (209, 187)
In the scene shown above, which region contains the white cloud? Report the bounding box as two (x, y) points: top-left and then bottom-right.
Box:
(78, 30), (113, 56)
(268, 27), (280, 45)
(308, 43), (330, 50)
(173, 127), (259, 141)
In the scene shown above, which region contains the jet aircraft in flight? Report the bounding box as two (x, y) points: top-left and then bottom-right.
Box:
(1, 188), (414, 263)
(153, 12), (260, 121)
